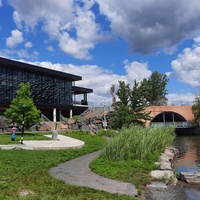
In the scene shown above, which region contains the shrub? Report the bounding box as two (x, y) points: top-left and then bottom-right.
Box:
(101, 125), (175, 161)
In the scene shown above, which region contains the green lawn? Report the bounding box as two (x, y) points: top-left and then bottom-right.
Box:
(0, 131), (51, 144)
(0, 131), (139, 200)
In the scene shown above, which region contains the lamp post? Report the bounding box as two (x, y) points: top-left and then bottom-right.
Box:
(21, 103), (26, 144)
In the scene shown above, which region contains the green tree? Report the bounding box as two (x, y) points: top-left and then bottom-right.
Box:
(129, 80), (151, 125)
(4, 82), (41, 128)
(141, 71), (169, 105)
(192, 93), (200, 125)
(111, 80), (151, 129)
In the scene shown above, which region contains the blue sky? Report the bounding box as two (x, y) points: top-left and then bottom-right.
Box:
(0, 0), (200, 106)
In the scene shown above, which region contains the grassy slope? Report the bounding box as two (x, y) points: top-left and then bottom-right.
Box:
(0, 131), (138, 200)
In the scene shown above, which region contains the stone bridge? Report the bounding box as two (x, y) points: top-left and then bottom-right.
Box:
(145, 105), (194, 128)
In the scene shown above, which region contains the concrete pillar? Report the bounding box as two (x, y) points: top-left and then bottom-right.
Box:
(59, 110), (61, 121)
(172, 113), (175, 123)
(53, 108), (56, 122)
(84, 93), (87, 101)
(163, 113), (165, 123)
(70, 109), (73, 119)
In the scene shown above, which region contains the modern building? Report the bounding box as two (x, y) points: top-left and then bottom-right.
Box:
(0, 57), (93, 121)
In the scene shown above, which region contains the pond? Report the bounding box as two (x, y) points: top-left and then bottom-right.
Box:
(174, 134), (200, 200)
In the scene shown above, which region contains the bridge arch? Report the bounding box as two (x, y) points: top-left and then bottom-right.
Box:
(145, 105), (194, 127)
(151, 111), (187, 123)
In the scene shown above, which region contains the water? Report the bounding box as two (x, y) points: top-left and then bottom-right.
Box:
(174, 135), (200, 200)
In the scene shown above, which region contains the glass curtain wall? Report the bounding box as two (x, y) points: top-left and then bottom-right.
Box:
(0, 66), (73, 107)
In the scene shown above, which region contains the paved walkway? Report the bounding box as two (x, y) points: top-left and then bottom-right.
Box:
(0, 134), (84, 150)
(0, 134), (138, 197)
(50, 151), (138, 197)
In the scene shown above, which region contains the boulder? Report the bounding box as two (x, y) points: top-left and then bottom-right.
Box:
(178, 172), (200, 184)
(151, 170), (174, 179)
(148, 181), (167, 188)
(160, 161), (172, 170)
(151, 147), (178, 182)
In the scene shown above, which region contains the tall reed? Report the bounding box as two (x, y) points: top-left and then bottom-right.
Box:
(101, 126), (175, 161)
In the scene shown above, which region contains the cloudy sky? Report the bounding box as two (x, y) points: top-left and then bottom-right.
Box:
(1, 0), (200, 106)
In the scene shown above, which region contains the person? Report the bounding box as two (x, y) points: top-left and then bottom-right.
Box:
(11, 127), (16, 141)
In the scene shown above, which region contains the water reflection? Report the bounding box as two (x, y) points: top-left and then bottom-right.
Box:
(174, 135), (200, 200)
(185, 188), (200, 200)
(174, 136), (200, 173)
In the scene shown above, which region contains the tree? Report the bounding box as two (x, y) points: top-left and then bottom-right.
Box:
(110, 80), (151, 129)
(140, 71), (169, 105)
(129, 80), (151, 125)
(110, 81), (132, 129)
(4, 82), (41, 128)
(192, 93), (200, 125)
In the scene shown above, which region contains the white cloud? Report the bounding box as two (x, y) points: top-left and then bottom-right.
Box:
(95, 0), (200, 54)
(6, 57), (195, 106)
(33, 51), (39, 55)
(7, 0), (200, 59)
(25, 60), (151, 105)
(9, 0), (105, 60)
(25, 42), (32, 48)
(167, 93), (195, 105)
(10, 0), (74, 30)
(6, 29), (23, 48)
(124, 60), (152, 83)
(0, 0), (2, 6)
(171, 42), (200, 87)
(47, 45), (54, 51)
(59, 3), (103, 59)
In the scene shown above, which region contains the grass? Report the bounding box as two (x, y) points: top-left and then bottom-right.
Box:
(90, 157), (157, 187)
(90, 126), (176, 187)
(0, 131), (138, 200)
(0, 131), (51, 144)
(0, 126), (175, 199)
(101, 126), (175, 161)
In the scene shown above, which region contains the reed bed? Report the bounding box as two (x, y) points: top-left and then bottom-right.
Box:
(101, 126), (175, 161)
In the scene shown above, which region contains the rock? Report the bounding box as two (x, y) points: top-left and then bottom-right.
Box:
(148, 182), (168, 188)
(160, 161), (172, 170)
(165, 147), (179, 161)
(151, 170), (174, 179)
(160, 154), (170, 162)
(178, 172), (200, 184)
(151, 147), (178, 182)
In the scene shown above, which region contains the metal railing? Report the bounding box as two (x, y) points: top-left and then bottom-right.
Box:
(73, 100), (88, 106)
(60, 114), (71, 130)
(151, 122), (195, 128)
(149, 101), (193, 106)
(81, 122), (98, 134)
(80, 107), (91, 118)
(41, 114), (52, 130)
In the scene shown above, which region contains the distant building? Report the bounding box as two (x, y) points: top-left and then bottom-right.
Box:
(0, 57), (93, 121)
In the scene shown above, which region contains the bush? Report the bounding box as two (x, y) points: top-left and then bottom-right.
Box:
(101, 125), (175, 161)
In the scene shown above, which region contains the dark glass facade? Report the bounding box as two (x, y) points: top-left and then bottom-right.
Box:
(0, 66), (73, 107)
(0, 57), (93, 120)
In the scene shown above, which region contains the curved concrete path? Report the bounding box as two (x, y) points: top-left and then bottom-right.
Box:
(50, 151), (138, 197)
(0, 135), (84, 150)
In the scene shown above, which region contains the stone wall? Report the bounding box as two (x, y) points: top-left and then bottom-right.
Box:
(150, 147), (179, 184)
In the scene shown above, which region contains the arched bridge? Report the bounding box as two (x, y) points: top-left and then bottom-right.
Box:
(145, 105), (194, 128)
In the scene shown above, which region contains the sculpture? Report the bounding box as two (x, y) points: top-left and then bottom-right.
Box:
(110, 85), (116, 104)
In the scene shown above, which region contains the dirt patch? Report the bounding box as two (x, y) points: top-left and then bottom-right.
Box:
(19, 190), (34, 196)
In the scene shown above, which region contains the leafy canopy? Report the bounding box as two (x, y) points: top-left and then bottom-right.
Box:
(192, 93), (200, 125)
(111, 80), (151, 129)
(4, 82), (41, 128)
(140, 71), (169, 105)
